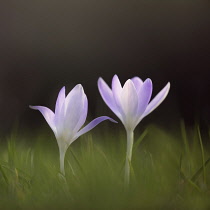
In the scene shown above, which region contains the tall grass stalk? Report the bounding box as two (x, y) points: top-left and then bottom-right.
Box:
(197, 125), (207, 185)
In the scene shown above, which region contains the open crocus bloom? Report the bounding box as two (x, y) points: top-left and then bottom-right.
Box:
(98, 75), (170, 132)
(30, 84), (116, 174)
(98, 75), (170, 185)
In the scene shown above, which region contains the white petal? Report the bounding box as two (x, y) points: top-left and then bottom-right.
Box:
(55, 87), (65, 126)
(73, 93), (88, 133)
(64, 84), (83, 113)
(64, 84), (85, 136)
(142, 82), (170, 118)
(55, 84), (84, 141)
(120, 79), (139, 129)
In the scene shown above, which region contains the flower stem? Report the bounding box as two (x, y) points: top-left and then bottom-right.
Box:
(124, 129), (134, 187)
(59, 148), (66, 175)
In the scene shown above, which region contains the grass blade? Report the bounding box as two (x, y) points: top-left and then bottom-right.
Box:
(133, 129), (148, 153)
(180, 121), (190, 157)
(0, 164), (9, 185)
(191, 157), (210, 183)
(69, 148), (85, 176)
(197, 125), (206, 185)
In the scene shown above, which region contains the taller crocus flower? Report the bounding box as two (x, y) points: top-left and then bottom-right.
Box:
(30, 84), (116, 175)
(98, 75), (170, 185)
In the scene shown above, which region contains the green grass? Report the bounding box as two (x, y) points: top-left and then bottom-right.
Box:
(0, 123), (210, 210)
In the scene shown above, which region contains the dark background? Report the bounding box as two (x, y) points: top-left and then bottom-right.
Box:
(0, 0), (210, 134)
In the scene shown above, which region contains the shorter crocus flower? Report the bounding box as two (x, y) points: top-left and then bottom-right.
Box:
(30, 84), (116, 175)
(98, 75), (170, 185)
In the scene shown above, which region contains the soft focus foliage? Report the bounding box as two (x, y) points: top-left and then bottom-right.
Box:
(0, 124), (210, 210)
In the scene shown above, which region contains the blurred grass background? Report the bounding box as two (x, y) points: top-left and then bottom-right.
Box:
(0, 123), (210, 210)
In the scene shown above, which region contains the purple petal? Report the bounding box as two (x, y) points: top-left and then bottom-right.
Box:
(142, 82), (170, 118)
(29, 105), (56, 133)
(131, 77), (143, 93)
(73, 116), (117, 141)
(111, 75), (127, 121)
(98, 77), (122, 119)
(112, 75), (123, 108)
(137, 79), (153, 117)
(55, 86), (66, 125)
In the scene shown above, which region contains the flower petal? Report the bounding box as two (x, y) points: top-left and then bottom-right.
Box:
(111, 75), (127, 122)
(131, 77), (143, 93)
(64, 84), (83, 112)
(112, 75), (123, 108)
(120, 79), (139, 129)
(137, 78), (153, 117)
(142, 82), (170, 118)
(29, 105), (56, 133)
(73, 116), (117, 141)
(73, 93), (88, 133)
(98, 77), (122, 119)
(55, 86), (65, 126)
(63, 84), (85, 137)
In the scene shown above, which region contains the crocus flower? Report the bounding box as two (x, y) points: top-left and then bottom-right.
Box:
(30, 84), (116, 175)
(98, 75), (170, 185)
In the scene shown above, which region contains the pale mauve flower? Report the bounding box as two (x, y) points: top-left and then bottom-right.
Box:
(30, 84), (116, 175)
(98, 75), (170, 185)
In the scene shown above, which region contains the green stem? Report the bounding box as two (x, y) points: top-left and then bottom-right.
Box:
(59, 147), (66, 175)
(124, 129), (134, 187)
